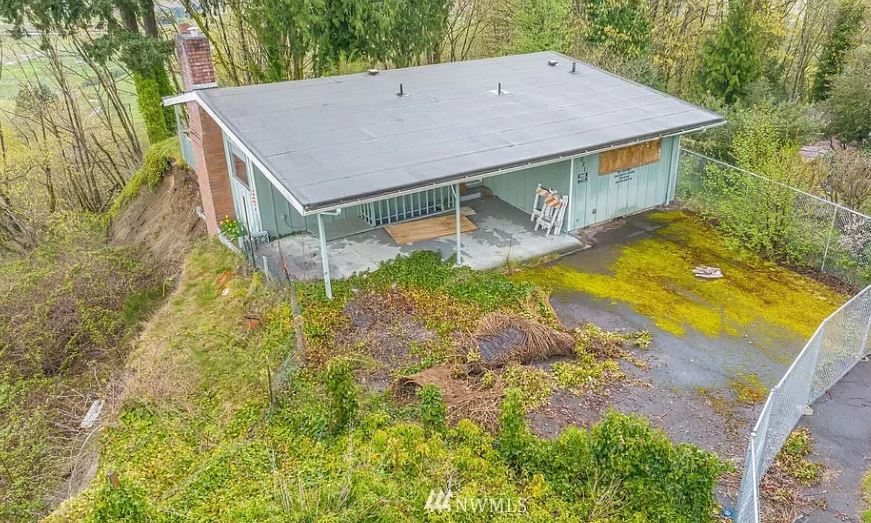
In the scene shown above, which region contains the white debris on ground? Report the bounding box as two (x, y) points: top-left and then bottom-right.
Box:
(692, 266), (723, 279)
(79, 399), (104, 429)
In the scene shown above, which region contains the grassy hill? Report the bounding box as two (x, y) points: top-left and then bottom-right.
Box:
(42, 242), (725, 522)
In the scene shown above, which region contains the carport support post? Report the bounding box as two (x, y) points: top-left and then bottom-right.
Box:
(567, 158), (575, 232)
(453, 184), (462, 266)
(317, 213), (333, 299)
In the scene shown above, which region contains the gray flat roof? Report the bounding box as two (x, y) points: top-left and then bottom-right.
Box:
(197, 51), (724, 212)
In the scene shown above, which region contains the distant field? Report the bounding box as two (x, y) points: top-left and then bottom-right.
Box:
(0, 33), (143, 130)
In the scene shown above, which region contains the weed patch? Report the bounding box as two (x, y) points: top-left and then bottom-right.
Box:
(730, 372), (768, 404)
(45, 244), (726, 522)
(501, 364), (553, 411)
(757, 427), (825, 521)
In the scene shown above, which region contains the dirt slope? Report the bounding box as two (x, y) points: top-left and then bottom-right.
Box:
(51, 167), (205, 510)
(109, 166), (206, 271)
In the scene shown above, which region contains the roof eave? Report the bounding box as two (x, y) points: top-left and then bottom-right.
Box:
(300, 118), (725, 215)
(163, 90), (309, 216)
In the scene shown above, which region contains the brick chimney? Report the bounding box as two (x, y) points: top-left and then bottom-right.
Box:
(176, 28), (234, 235)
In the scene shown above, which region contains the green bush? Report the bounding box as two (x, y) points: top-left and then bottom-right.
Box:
(496, 387), (535, 467)
(521, 411), (725, 522)
(416, 384), (446, 432)
(324, 357), (358, 433)
(105, 137), (184, 221)
(87, 476), (156, 523)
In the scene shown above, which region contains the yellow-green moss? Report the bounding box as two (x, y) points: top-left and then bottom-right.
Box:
(105, 137), (185, 222)
(515, 211), (845, 339)
(730, 372), (768, 404)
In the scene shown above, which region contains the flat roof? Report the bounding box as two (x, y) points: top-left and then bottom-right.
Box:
(196, 51), (724, 213)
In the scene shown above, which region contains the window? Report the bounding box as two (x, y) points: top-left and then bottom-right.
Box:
(230, 145), (250, 189)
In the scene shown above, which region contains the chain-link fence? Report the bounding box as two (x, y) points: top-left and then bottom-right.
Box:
(734, 284), (871, 521)
(677, 149), (871, 288)
(677, 148), (871, 522)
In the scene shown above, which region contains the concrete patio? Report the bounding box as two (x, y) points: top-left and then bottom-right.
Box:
(256, 196), (584, 281)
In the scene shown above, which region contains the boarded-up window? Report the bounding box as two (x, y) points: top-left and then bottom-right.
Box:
(599, 139), (661, 175)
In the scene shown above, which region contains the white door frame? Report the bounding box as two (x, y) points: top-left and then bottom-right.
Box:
(223, 134), (263, 234)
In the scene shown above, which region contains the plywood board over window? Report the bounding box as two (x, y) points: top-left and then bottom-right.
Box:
(599, 139), (661, 175)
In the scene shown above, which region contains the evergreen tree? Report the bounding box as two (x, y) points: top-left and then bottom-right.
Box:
(698, 0), (763, 104)
(0, 0), (176, 145)
(810, 0), (866, 102)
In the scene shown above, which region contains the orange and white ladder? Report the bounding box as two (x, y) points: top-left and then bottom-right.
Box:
(531, 184), (568, 236)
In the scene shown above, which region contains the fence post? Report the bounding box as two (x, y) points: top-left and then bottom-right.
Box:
(821, 207), (838, 272)
(860, 294), (871, 357)
(262, 255), (271, 281)
(750, 438), (760, 523)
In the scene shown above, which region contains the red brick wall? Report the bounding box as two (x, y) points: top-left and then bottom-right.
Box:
(177, 32), (216, 90)
(176, 30), (231, 235)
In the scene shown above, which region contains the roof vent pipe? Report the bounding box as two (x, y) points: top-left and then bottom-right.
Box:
(547, 59), (558, 66)
(571, 62), (577, 73)
(498, 82), (502, 95)
(396, 83), (405, 96)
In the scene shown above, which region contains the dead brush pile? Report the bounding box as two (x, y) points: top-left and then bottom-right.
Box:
(472, 312), (575, 367)
(394, 365), (503, 431)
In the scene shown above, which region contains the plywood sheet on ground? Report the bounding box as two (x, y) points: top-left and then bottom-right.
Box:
(385, 215), (477, 245)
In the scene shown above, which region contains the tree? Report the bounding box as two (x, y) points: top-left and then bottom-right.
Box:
(698, 0), (764, 104)
(509, 0), (572, 54)
(810, 0), (866, 101)
(815, 149), (871, 211)
(826, 45), (871, 143)
(0, 0), (176, 144)
(582, 0), (652, 59)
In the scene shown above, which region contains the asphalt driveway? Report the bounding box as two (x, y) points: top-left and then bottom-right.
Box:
(515, 210), (869, 520)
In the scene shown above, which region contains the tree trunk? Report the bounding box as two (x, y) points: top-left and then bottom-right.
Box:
(140, 0), (160, 38)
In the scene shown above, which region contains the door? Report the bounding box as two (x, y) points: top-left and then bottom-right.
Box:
(569, 155), (602, 230)
(228, 150), (262, 234)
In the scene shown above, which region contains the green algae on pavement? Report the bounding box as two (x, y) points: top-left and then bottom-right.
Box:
(513, 211), (846, 339)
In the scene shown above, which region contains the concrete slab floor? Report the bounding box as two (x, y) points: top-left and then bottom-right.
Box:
(256, 196), (584, 281)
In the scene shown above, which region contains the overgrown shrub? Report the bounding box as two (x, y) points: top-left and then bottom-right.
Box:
(87, 476), (156, 523)
(525, 411), (725, 522)
(416, 384), (446, 431)
(105, 137), (184, 221)
(496, 387), (535, 467)
(324, 357), (358, 433)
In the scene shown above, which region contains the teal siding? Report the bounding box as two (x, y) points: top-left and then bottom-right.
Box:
(252, 165), (367, 239)
(569, 136), (679, 230)
(483, 160), (571, 216)
(254, 137), (681, 239)
(252, 165), (306, 239)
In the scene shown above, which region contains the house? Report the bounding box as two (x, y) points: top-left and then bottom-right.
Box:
(165, 28), (724, 298)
